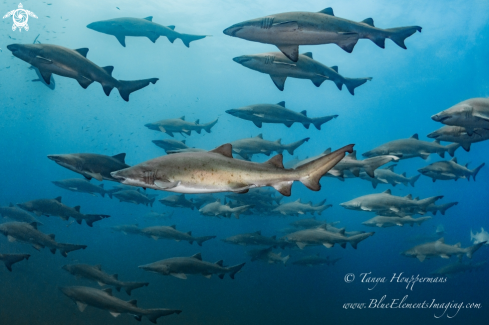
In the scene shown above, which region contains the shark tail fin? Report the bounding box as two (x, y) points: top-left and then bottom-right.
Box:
(465, 242), (486, 259)
(349, 232), (375, 249)
(385, 26), (422, 49)
(410, 174), (421, 187)
(446, 143), (460, 157)
(195, 235), (216, 246)
(144, 309), (182, 324)
(149, 197), (156, 207)
(228, 262), (245, 279)
(232, 205), (251, 219)
(296, 145), (354, 192)
(471, 163), (485, 181)
(123, 281), (150, 296)
(343, 77), (372, 95)
(311, 115), (338, 130)
(418, 196), (444, 208)
(179, 33), (207, 48)
(202, 119), (218, 133)
(117, 78), (159, 102)
(285, 137), (310, 155)
(440, 202), (458, 215)
(416, 217), (431, 226)
(57, 243), (87, 257)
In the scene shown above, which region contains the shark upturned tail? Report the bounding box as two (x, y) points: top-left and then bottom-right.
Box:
(310, 115), (338, 130)
(465, 242), (486, 259)
(385, 26), (423, 49)
(343, 77), (373, 95)
(286, 137), (310, 155)
(117, 78), (159, 102)
(409, 174), (421, 187)
(118, 281), (149, 296)
(470, 163), (485, 181)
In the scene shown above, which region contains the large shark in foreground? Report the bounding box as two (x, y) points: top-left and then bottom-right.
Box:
(87, 16), (208, 48)
(59, 286), (181, 323)
(223, 7), (421, 61)
(139, 253), (245, 279)
(362, 134), (460, 160)
(226, 101), (337, 129)
(7, 44), (158, 101)
(111, 143), (354, 196)
(401, 238), (486, 262)
(233, 52), (371, 94)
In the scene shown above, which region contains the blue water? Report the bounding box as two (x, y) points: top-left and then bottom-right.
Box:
(1, 0), (488, 324)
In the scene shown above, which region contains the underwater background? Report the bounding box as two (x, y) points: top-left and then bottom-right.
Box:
(1, 0), (489, 324)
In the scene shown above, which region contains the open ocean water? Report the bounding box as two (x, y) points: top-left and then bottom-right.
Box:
(1, 0), (488, 324)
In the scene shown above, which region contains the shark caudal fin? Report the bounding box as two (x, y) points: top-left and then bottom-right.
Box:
(349, 232), (375, 249)
(285, 137), (310, 155)
(415, 217), (431, 226)
(470, 163), (485, 181)
(57, 243), (87, 257)
(232, 205), (252, 219)
(385, 26), (422, 49)
(195, 235), (216, 246)
(311, 115), (338, 130)
(143, 309), (182, 324)
(409, 174), (421, 187)
(202, 119), (219, 133)
(465, 242), (486, 259)
(343, 77), (372, 95)
(123, 281), (149, 296)
(296, 145), (354, 191)
(117, 78), (159, 102)
(227, 262), (246, 279)
(84, 214), (111, 227)
(440, 202), (458, 215)
(446, 143), (460, 157)
(178, 33), (208, 48)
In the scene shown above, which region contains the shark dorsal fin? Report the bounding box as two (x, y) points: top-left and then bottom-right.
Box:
(301, 52), (313, 59)
(437, 237), (445, 243)
(361, 18), (375, 27)
(127, 300), (137, 307)
(181, 140), (186, 144)
(454, 242), (461, 248)
(179, 116), (185, 120)
(167, 25), (175, 30)
(48, 233), (55, 239)
(275, 138), (282, 144)
(433, 139), (440, 144)
(277, 101), (285, 107)
(74, 206), (81, 212)
(404, 194), (412, 199)
(300, 110), (307, 116)
(323, 148), (332, 154)
(187, 231), (192, 236)
(102, 66), (114, 76)
(401, 172), (406, 177)
(451, 157), (458, 163)
(215, 260), (224, 266)
(209, 144), (233, 158)
(192, 253), (202, 260)
(264, 154), (284, 168)
(94, 264), (102, 270)
(383, 189), (392, 195)
(414, 197), (419, 201)
(143, 16), (153, 21)
(385, 164), (396, 171)
(74, 48), (89, 57)
(55, 196), (62, 202)
(318, 8), (334, 16)
(255, 133), (263, 139)
(103, 288), (113, 295)
(338, 228), (346, 235)
(112, 153), (126, 163)
(330, 66), (338, 73)
(411, 133), (419, 140)
(170, 224), (176, 229)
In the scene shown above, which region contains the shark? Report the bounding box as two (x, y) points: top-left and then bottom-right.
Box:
(59, 286), (181, 323)
(326, 150), (399, 178)
(151, 139), (190, 153)
(418, 157), (485, 182)
(62, 264), (149, 295)
(47, 153), (130, 182)
(431, 261), (487, 278)
(0, 253), (30, 272)
(431, 98), (489, 136)
(139, 253), (245, 280)
(113, 190), (156, 207)
(290, 217), (328, 229)
(222, 231), (283, 248)
(87, 16), (208, 47)
(111, 224), (142, 235)
(140, 225), (216, 246)
(286, 226), (374, 249)
(272, 199), (331, 216)
(426, 202), (458, 216)
(360, 164), (420, 188)
(187, 194), (216, 209)
(110, 143), (354, 196)
(0, 203), (42, 225)
(226, 101), (337, 129)
(224, 7), (421, 61)
(362, 215), (432, 228)
(471, 228), (489, 245)
(247, 247), (289, 265)
(199, 199), (252, 219)
(145, 116), (218, 137)
(401, 238), (486, 262)
(362, 133), (460, 160)
(159, 194), (196, 209)
(52, 178), (113, 198)
(7, 44), (158, 101)
(233, 51), (372, 94)
(428, 126), (489, 152)
(230, 134), (310, 160)
(0, 222), (86, 257)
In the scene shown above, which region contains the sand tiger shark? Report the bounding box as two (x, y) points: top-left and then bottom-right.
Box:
(7, 44), (158, 101)
(110, 143), (354, 196)
(401, 238), (486, 262)
(233, 51), (371, 94)
(87, 16), (208, 48)
(223, 7), (421, 61)
(428, 126), (489, 152)
(231, 134), (310, 160)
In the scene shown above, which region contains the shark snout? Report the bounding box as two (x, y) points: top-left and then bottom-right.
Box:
(110, 171), (125, 182)
(426, 131), (439, 139)
(431, 114), (450, 122)
(225, 109), (238, 116)
(47, 155), (60, 162)
(223, 25), (242, 37)
(6, 44), (20, 53)
(233, 56), (252, 65)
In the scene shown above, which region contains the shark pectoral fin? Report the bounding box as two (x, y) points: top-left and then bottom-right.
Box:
(147, 32), (160, 43)
(115, 34), (126, 47)
(441, 254), (450, 259)
(97, 281), (105, 287)
(204, 274), (212, 279)
(86, 172), (103, 181)
(158, 126), (166, 133)
(171, 273), (187, 280)
(7, 235), (16, 242)
(270, 75), (287, 91)
(417, 255), (426, 262)
(154, 180), (180, 190)
(296, 242), (307, 250)
(76, 301), (88, 312)
(390, 207), (400, 213)
(276, 44), (299, 62)
(323, 242), (334, 248)
(441, 173), (456, 178)
(151, 236), (159, 240)
(39, 70), (53, 84)
(272, 181), (293, 196)
(420, 153), (430, 160)
(77, 77), (94, 89)
(109, 312), (121, 318)
(253, 120), (263, 128)
(253, 114), (265, 118)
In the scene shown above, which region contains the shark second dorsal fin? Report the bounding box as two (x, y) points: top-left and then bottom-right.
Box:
(338, 228), (346, 236)
(48, 233), (55, 239)
(191, 253), (202, 260)
(383, 189), (392, 195)
(94, 264), (102, 270)
(301, 52), (313, 59)
(103, 288), (113, 296)
(454, 242), (461, 248)
(264, 155), (284, 168)
(102, 66), (114, 76)
(323, 148), (332, 155)
(210, 144), (233, 158)
(277, 101), (285, 107)
(361, 18), (375, 27)
(55, 196), (62, 202)
(74, 48), (89, 57)
(167, 25), (175, 30)
(179, 116), (185, 120)
(112, 153), (126, 163)
(411, 133), (419, 140)
(318, 8), (334, 16)
(437, 237), (445, 243)
(404, 194), (412, 199)
(255, 133), (263, 139)
(348, 151), (357, 160)
(215, 260), (224, 266)
(74, 206), (81, 212)
(330, 66), (338, 73)
(127, 300), (137, 307)
(451, 157), (458, 163)
(300, 110), (307, 116)
(143, 16), (153, 21)
(169, 224), (176, 229)
(255, 230), (261, 235)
